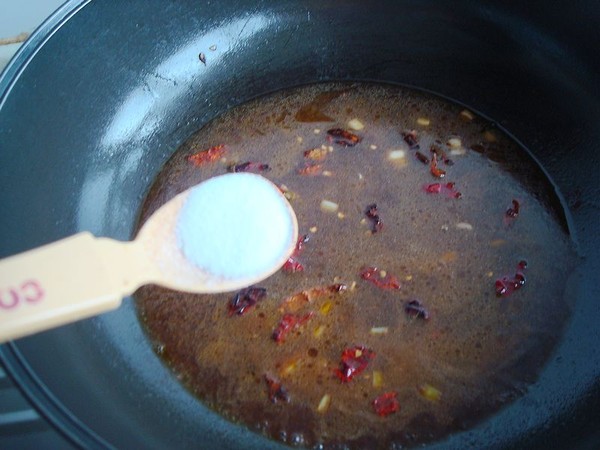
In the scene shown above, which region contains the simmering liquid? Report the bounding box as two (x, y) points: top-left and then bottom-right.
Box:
(135, 83), (577, 448)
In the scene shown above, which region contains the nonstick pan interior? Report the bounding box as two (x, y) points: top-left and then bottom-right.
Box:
(0, 1), (599, 448)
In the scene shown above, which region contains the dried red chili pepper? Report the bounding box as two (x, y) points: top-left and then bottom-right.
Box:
(402, 130), (419, 149)
(495, 260), (527, 297)
(372, 391), (400, 417)
(228, 287), (267, 316)
(326, 128), (362, 147)
(423, 182), (461, 199)
(280, 284), (347, 313)
(430, 144), (453, 166)
(282, 259), (304, 273)
(335, 345), (376, 383)
(504, 199), (521, 226)
(304, 147), (329, 161)
(298, 163), (322, 175)
(282, 234), (309, 273)
(360, 266), (400, 290)
(365, 203), (384, 233)
(506, 199), (520, 217)
(425, 183), (442, 194)
(415, 151), (430, 164)
(404, 299), (430, 320)
(228, 161), (271, 173)
(272, 312), (314, 343)
(430, 153), (446, 178)
(264, 374), (290, 403)
(187, 144), (225, 166)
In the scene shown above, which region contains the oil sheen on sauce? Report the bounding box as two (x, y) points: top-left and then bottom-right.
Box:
(135, 83), (578, 448)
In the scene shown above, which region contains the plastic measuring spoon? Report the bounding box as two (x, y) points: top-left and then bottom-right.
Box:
(0, 173), (298, 342)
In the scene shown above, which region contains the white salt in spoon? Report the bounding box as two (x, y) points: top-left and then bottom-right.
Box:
(0, 173), (298, 342)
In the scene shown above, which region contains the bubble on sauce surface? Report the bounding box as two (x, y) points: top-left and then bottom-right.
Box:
(135, 82), (578, 449)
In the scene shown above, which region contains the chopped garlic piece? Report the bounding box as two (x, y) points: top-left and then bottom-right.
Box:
(314, 325), (326, 338)
(317, 394), (331, 413)
(417, 117), (430, 126)
(459, 109), (474, 121)
(372, 371), (384, 388)
(387, 149), (406, 161)
(337, 212), (345, 219)
(320, 200), (339, 213)
(369, 144), (377, 150)
(450, 147), (466, 156)
(370, 327), (389, 335)
(447, 137), (462, 148)
(418, 383), (441, 402)
(281, 360), (299, 376)
(322, 170), (333, 177)
(313, 128), (321, 134)
(456, 222), (473, 230)
(320, 301), (333, 315)
(348, 118), (364, 130)
(309, 226), (318, 233)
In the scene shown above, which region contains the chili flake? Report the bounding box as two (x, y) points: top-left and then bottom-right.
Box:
(430, 143), (454, 165)
(430, 153), (446, 178)
(280, 284), (347, 313)
(187, 144), (225, 166)
(415, 151), (430, 165)
(298, 163), (322, 175)
(504, 199), (521, 226)
(335, 345), (376, 383)
(402, 130), (419, 149)
(304, 147), (329, 161)
(360, 266), (400, 290)
(365, 203), (384, 233)
(372, 391), (400, 417)
(326, 128), (362, 147)
(228, 161), (271, 173)
(404, 299), (430, 320)
(264, 374), (290, 403)
(495, 260), (527, 297)
(282, 234), (309, 273)
(228, 287), (267, 316)
(423, 182), (462, 199)
(272, 312), (314, 343)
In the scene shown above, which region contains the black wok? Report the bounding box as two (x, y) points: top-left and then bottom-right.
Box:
(0, 0), (599, 448)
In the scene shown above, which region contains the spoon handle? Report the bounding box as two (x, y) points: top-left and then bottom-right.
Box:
(0, 232), (143, 342)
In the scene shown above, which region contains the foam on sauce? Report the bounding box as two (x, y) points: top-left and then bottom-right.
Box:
(136, 82), (578, 448)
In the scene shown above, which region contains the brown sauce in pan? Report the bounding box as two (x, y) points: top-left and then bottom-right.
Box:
(135, 83), (578, 448)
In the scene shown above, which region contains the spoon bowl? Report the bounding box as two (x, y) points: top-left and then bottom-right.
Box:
(0, 173), (298, 342)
